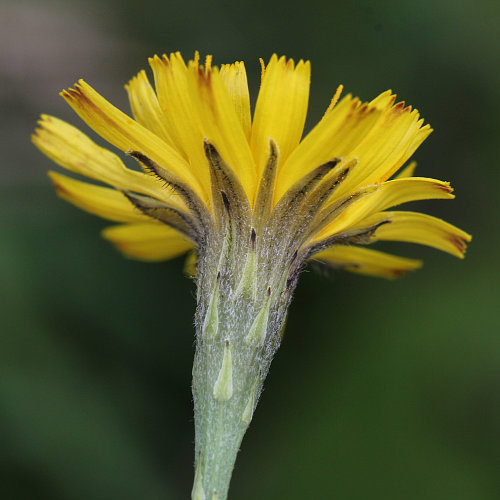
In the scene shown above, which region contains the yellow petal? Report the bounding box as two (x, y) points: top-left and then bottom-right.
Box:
(187, 62), (257, 202)
(334, 102), (432, 197)
(102, 223), (194, 261)
(48, 171), (149, 223)
(312, 245), (422, 278)
(125, 70), (176, 147)
(251, 55), (311, 177)
(148, 53), (210, 188)
(219, 61), (252, 141)
(32, 115), (184, 209)
(60, 80), (206, 202)
(276, 92), (387, 201)
(276, 91), (432, 203)
(315, 177), (455, 239)
(354, 211), (471, 258)
(149, 53), (256, 203)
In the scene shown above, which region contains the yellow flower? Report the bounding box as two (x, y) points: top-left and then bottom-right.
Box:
(33, 52), (470, 279)
(32, 52), (473, 499)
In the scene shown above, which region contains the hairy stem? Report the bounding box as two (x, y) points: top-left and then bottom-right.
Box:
(191, 230), (294, 499)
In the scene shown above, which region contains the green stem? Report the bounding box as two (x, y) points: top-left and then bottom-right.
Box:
(191, 233), (293, 499)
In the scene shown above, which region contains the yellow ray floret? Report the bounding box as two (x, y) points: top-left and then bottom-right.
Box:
(148, 53), (211, 192)
(186, 59), (257, 202)
(251, 55), (311, 177)
(125, 70), (176, 147)
(352, 211), (471, 258)
(219, 62), (252, 141)
(102, 223), (194, 261)
(149, 53), (256, 203)
(337, 103), (432, 196)
(33, 115), (184, 209)
(276, 94), (381, 199)
(60, 79), (205, 202)
(313, 245), (422, 279)
(48, 171), (151, 223)
(314, 176), (455, 240)
(277, 91), (432, 202)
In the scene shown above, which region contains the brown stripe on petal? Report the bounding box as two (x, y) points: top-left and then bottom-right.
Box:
(448, 235), (468, 255)
(253, 139), (279, 229)
(220, 190), (231, 214)
(122, 191), (201, 243)
(204, 140), (250, 230)
(64, 83), (135, 142)
(305, 220), (391, 257)
(269, 160), (338, 224)
(436, 183), (454, 194)
(304, 185), (378, 243)
(128, 150), (213, 238)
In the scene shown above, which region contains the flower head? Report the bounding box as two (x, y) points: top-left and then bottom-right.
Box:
(33, 52), (470, 279)
(32, 52), (471, 499)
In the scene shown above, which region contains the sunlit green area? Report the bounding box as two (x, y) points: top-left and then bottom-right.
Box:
(1, 0), (499, 498)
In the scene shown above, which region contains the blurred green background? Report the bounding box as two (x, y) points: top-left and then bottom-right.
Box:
(1, 0), (499, 498)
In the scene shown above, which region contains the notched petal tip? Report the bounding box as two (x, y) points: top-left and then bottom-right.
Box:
(38, 113), (52, 123)
(59, 89), (74, 100)
(436, 181), (454, 195)
(448, 232), (472, 258)
(148, 54), (162, 65)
